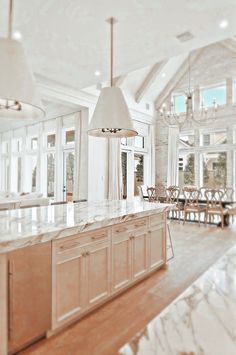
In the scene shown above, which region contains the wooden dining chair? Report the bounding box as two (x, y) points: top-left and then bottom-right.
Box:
(165, 186), (184, 222)
(147, 187), (158, 202)
(182, 186), (206, 226)
(204, 189), (228, 228)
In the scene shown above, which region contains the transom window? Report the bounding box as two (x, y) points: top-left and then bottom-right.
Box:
(134, 135), (145, 149)
(31, 137), (38, 150)
(47, 134), (56, 148)
(201, 130), (227, 146)
(173, 94), (186, 113)
(201, 84), (226, 107)
(65, 130), (75, 145)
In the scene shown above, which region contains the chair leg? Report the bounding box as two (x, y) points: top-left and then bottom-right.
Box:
(221, 213), (224, 229)
(198, 212), (200, 227)
(167, 223), (174, 261)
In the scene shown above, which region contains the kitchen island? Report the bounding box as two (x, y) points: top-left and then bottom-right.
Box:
(0, 200), (171, 355)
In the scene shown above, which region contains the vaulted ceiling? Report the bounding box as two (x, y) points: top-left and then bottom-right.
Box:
(0, 0), (236, 132)
(0, 0), (235, 91)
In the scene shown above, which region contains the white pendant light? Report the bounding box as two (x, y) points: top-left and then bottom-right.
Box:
(88, 18), (137, 138)
(0, 0), (45, 119)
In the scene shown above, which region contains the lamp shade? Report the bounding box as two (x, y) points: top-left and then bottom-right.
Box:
(88, 86), (137, 138)
(0, 38), (45, 119)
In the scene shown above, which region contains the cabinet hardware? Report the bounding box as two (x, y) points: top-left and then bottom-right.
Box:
(91, 234), (106, 240)
(59, 241), (80, 251)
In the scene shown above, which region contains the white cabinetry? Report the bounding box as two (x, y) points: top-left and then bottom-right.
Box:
(52, 212), (166, 331)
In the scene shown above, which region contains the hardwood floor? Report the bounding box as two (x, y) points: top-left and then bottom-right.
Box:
(20, 222), (236, 355)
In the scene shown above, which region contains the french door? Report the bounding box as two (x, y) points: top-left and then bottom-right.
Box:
(63, 151), (75, 202)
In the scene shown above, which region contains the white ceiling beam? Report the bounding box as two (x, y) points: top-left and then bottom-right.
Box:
(135, 60), (168, 103)
(114, 75), (127, 87)
(154, 49), (204, 109)
(219, 38), (236, 53)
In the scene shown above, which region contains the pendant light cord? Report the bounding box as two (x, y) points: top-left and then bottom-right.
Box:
(110, 17), (114, 87)
(8, 0), (13, 39)
(188, 53), (191, 92)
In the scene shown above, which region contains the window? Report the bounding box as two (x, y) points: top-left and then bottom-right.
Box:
(202, 152), (227, 188)
(121, 137), (127, 146)
(47, 134), (56, 148)
(134, 154), (144, 196)
(178, 153), (195, 187)
(2, 141), (9, 154)
(201, 85), (226, 107)
(174, 94), (186, 113)
(64, 151), (75, 202)
(201, 131), (227, 146)
(47, 153), (55, 198)
(31, 137), (38, 150)
(121, 152), (128, 199)
(17, 157), (22, 192)
(179, 134), (194, 147)
(65, 130), (75, 145)
(134, 136), (145, 149)
(27, 155), (37, 192)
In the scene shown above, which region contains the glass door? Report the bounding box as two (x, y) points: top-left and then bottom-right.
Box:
(63, 151), (75, 202)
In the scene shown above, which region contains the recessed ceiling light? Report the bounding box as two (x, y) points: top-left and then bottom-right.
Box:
(12, 31), (22, 40)
(219, 20), (228, 29)
(161, 72), (166, 78)
(94, 70), (101, 76)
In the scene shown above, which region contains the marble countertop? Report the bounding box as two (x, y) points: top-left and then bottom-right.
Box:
(0, 200), (171, 254)
(119, 244), (236, 355)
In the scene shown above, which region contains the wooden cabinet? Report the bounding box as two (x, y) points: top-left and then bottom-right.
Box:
(112, 233), (132, 292)
(132, 232), (149, 280)
(52, 213), (166, 331)
(54, 245), (85, 327)
(86, 239), (110, 307)
(52, 228), (111, 329)
(149, 224), (166, 271)
(8, 243), (51, 353)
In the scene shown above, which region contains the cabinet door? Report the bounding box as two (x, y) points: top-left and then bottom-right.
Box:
(112, 234), (132, 292)
(132, 232), (148, 280)
(86, 240), (111, 307)
(8, 243), (51, 352)
(149, 224), (165, 271)
(53, 246), (86, 327)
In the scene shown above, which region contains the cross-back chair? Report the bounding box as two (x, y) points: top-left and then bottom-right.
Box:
(182, 186), (205, 226)
(165, 186), (183, 222)
(204, 189), (228, 228)
(147, 187), (158, 202)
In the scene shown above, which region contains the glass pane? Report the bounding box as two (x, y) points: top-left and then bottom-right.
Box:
(202, 131), (227, 146)
(66, 130), (75, 144)
(178, 153), (195, 188)
(2, 142), (9, 154)
(3, 158), (10, 191)
(134, 136), (145, 148)
(17, 157), (21, 192)
(202, 152), (227, 188)
(121, 152), (127, 199)
(64, 152), (75, 201)
(179, 134), (194, 147)
(31, 137), (38, 150)
(174, 95), (186, 113)
(121, 137), (127, 146)
(47, 134), (56, 148)
(31, 156), (37, 192)
(47, 153), (55, 198)
(202, 85), (226, 107)
(134, 154), (144, 196)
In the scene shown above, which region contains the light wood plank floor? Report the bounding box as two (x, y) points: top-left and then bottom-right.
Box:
(21, 222), (236, 355)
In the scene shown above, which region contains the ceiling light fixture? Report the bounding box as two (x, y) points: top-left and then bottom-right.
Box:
(0, 0), (45, 119)
(161, 72), (166, 78)
(159, 52), (218, 129)
(88, 17), (137, 138)
(219, 20), (228, 29)
(94, 70), (101, 76)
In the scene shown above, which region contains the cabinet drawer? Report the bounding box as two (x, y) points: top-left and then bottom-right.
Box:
(55, 228), (109, 256)
(150, 213), (165, 227)
(113, 217), (147, 236)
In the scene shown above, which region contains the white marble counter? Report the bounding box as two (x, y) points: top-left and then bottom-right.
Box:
(119, 244), (236, 355)
(0, 200), (171, 254)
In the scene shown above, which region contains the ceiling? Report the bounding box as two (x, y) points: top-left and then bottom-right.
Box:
(0, 0), (235, 91)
